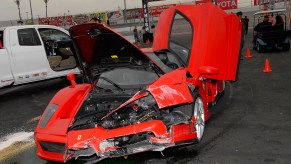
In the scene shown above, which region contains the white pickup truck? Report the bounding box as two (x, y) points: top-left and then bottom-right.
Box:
(0, 25), (79, 88)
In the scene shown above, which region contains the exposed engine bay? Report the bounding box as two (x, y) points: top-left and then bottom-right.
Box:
(70, 88), (193, 131)
(66, 87), (195, 163)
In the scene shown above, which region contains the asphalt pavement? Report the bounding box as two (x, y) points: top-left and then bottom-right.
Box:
(0, 30), (291, 164)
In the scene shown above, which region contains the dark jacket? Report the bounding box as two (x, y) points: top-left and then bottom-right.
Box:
(254, 21), (272, 32)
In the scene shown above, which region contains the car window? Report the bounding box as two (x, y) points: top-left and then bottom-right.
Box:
(146, 51), (182, 73)
(169, 12), (192, 65)
(17, 28), (41, 46)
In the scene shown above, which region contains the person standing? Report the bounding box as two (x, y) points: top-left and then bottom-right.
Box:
(89, 17), (101, 23)
(243, 16), (249, 35)
(133, 26), (139, 43)
(273, 15), (284, 31)
(97, 17), (102, 23)
(90, 17), (98, 23)
(236, 11), (245, 60)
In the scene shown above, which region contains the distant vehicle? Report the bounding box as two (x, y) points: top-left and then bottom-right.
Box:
(253, 9), (291, 52)
(0, 25), (79, 89)
(34, 3), (242, 163)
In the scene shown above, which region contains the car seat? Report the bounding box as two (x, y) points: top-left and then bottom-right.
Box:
(60, 56), (76, 69)
(48, 56), (62, 69)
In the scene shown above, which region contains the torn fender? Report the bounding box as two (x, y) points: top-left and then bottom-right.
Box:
(147, 68), (193, 109)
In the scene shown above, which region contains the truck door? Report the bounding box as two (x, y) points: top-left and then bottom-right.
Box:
(9, 28), (50, 84)
(37, 28), (77, 77)
(0, 31), (14, 88)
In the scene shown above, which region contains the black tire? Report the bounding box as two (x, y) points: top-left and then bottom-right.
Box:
(282, 43), (290, 51)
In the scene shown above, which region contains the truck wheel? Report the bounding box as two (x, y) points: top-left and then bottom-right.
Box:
(282, 44), (290, 51)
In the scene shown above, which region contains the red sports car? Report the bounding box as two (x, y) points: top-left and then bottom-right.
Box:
(35, 3), (242, 163)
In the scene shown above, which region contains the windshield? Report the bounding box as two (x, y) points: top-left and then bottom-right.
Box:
(38, 28), (71, 42)
(96, 67), (159, 90)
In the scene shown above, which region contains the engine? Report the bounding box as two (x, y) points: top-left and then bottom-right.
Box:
(101, 94), (159, 129)
(71, 90), (192, 131)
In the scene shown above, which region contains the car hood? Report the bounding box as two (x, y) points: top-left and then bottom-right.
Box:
(69, 24), (155, 83)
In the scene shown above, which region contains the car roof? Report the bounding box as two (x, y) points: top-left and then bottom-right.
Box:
(254, 9), (286, 15)
(0, 25), (66, 31)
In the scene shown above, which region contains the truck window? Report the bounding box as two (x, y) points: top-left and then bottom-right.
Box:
(38, 28), (77, 71)
(0, 31), (3, 49)
(17, 28), (41, 46)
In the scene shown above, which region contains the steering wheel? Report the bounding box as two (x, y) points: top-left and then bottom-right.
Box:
(45, 40), (58, 56)
(45, 39), (57, 49)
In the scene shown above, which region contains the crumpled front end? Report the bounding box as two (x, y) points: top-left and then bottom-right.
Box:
(65, 117), (197, 163)
(63, 70), (199, 163)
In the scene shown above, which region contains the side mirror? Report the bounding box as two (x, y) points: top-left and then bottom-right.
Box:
(198, 66), (219, 76)
(67, 73), (76, 88)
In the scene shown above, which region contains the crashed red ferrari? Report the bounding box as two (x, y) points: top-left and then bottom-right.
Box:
(34, 3), (242, 163)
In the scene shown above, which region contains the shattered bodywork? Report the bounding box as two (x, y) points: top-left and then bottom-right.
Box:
(34, 2), (242, 163)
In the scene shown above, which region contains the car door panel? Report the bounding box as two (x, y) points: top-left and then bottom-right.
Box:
(153, 3), (242, 81)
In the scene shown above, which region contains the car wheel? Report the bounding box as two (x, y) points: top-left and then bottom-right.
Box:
(193, 95), (205, 142)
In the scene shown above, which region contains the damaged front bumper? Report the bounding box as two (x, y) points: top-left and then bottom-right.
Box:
(66, 139), (173, 163)
(64, 120), (197, 163)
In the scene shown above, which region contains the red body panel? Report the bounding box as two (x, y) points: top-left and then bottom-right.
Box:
(65, 120), (198, 158)
(35, 84), (91, 135)
(35, 133), (67, 162)
(67, 120), (168, 149)
(69, 24), (164, 74)
(206, 81), (219, 103)
(153, 3), (242, 81)
(148, 68), (193, 109)
(172, 124), (196, 142)
(35, 84), (92, 162)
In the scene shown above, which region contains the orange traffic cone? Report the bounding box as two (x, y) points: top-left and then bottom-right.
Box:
(137, 42), (141, 47)
(263, 58), (272, 73)
(146, 39), (150, 44)
(245, 48), (252, 58)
